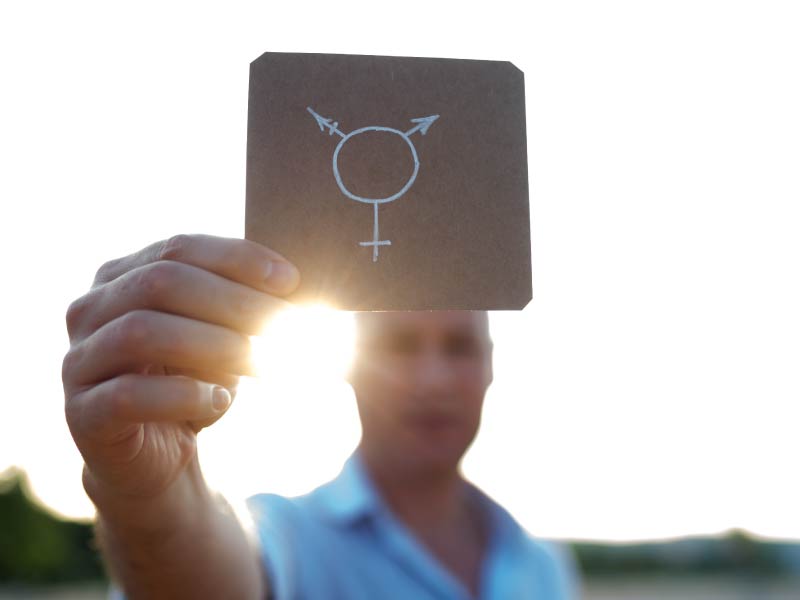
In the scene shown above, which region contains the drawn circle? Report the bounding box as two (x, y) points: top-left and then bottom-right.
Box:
(332, 126), (419, 204)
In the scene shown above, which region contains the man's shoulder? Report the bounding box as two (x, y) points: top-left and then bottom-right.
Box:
(245, 490), (321, 529)
(517, 534), (577, 574)
(471, 486), (581, 596)
(245, 463), (363, 531)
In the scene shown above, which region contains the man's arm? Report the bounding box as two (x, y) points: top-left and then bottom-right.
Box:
(62, 234), (299, 599)
(90, 457), (265, 599)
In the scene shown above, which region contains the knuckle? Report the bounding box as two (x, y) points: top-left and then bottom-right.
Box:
(64, 392), (84, 433)
(61, 345), (84, 384)
(64, 385), (93, 438)
(230, 288), (260, 320)
(95, 258), (121, 284)
(136, 262), (176, 304)
(213, 237), (254, 276)
(158, 234), (191, 261)
(112, 311), (152, 353)
(65, 295), (90, 338)
(218, 241), (242, 268)
(107, 377), (136, 420)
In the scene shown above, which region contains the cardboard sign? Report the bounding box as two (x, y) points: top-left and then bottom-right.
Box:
(245, 52), (531, 310)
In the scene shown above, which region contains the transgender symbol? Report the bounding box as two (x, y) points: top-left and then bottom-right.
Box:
(307, 106), (439, 262)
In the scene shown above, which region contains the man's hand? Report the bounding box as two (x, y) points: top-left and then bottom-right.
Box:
(62, 234), (299, 598)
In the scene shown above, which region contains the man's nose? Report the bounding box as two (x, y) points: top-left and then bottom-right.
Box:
(411, 351), (453, 395)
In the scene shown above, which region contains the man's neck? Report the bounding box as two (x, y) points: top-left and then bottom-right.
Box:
(358, 445), (470, 530)
(357, 444), (489, 597)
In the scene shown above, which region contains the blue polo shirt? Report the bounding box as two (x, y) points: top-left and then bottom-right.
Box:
(247, 454), (579, 599)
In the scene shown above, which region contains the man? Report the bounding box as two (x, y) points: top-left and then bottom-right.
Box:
(62, 234), (577, 599)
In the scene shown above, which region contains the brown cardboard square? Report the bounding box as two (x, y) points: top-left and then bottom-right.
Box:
(245, 52), (531, 310)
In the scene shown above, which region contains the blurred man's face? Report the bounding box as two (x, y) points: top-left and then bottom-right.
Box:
(348, 311), (493, 476)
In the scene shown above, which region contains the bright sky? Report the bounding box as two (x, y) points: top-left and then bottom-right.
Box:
(1, 1), (798, 543)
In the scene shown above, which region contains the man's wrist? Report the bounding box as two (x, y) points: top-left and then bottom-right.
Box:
(83, 458), (212, 540)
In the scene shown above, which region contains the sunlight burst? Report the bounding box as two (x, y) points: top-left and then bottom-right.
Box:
(250, 304), (356, 384)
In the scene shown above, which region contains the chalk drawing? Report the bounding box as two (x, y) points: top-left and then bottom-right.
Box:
(307, 107), (439, 262)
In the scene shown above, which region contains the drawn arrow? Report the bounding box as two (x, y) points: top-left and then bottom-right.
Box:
(405, 114), (440, 137)
(307, 106), (345, 138)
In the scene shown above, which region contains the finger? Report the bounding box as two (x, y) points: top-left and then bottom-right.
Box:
(63, 310), (255, 389)
(163, 367), (240, 400)
(92, 234), (300, 296)
(68, 259), (290, 341)
(66, 374), (232, 441)
(130, 366), (239, 433)
(180, 369), (239, 432)
(138, 364), (240, 398)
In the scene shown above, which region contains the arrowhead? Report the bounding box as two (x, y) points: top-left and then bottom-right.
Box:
(409, 114), (439, 135)
(307, 106), (331, 132)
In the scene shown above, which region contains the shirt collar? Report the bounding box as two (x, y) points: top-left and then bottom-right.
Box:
(311, 450), (383, 526)
(312, 451), (521, 544)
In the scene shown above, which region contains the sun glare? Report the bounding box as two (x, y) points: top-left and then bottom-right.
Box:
(187, 304), (362, 509)
(250, 304), (356, 384)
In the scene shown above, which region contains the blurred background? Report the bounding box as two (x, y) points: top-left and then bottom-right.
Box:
(1, 1), (798, 598)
